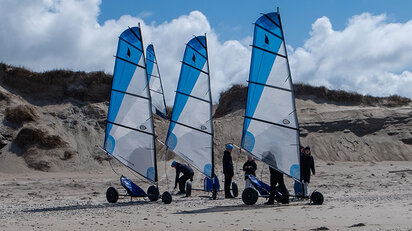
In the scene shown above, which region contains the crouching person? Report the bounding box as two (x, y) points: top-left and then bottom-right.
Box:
(171, 161), (194, 195)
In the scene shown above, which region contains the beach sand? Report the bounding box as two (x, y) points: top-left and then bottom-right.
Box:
(1, 161), (411, 231)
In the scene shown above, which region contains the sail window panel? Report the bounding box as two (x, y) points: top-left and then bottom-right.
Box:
(105, 124), (156, 182)
(173, 96), (212, 133)
(149, 75), (163, 93)
(242, 119), (300, 180)
(249, 86), (297, 129)
(107, 91), (153, 133)
(166, 122), (213, 177)
(116, 40), (143, 63)
(255, 12), (282, 38)
(253, 24), (282, 51)
(150, 91), (167, 115)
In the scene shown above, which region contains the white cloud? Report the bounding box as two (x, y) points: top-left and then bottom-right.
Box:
(0, 0), (251, 104)
(0, 1), (411, 103)
(289, 13), (412, 98)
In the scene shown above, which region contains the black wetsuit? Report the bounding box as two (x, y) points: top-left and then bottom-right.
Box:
(242, 160), (257, 179)
(222, 150), (234, 197)
(174, 163), (194, 193)
(301, 154), (315, 183)
(267, 167), (289, 204)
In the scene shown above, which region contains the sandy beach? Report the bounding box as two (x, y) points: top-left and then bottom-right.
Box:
(1, 161), (411, 231)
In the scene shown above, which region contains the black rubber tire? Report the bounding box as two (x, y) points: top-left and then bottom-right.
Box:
(106, 187), (119, 203)
(310, 191), (324, 205)
(212, 188), (217, 200)
(231, 182), (239, 198)
(185, 182), (192, 197)
(161, 191), (172, 204)
(147, 185), (159, 201)
(242, 187), (259, 205)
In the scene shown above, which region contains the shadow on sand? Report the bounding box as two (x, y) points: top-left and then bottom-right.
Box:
(22, 200), (150, 213)
(174, 202), (303, 215)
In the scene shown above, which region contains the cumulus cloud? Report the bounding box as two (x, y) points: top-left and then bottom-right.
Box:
(0, 0), (250, 104)
(0, 0), (411, 102)
(289, 13), (412, 98)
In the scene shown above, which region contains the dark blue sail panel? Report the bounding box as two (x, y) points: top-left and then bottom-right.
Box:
(241, 12), (301, 181)
(104, 26), (157, 183)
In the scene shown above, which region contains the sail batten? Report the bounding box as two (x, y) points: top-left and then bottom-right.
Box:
(241, 12), (301, 181)
(166, 35), (214, 178)
(104, 26), (157, 183)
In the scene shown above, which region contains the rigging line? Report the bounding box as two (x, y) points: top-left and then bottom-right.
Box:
(109, 159), (121, 177)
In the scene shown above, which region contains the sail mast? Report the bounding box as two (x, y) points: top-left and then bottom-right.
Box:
(204, 33), (214, 177)
(138, 24), (158, 183)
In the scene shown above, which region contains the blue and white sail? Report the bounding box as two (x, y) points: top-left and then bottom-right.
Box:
(104, 26), (157, 183)
(241, 11), (301, 181)
(146, 44), (168, 118)
(165, 35), (214, 178)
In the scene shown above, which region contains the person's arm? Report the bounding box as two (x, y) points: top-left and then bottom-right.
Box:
(252, 162), (257, 173)
(311, 156), (315, 175)
(242, 162), (247, 171)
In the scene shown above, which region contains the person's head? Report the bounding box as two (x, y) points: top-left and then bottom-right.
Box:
(304, 146), (311, 155)
(171, 160), (178, 168)
(225, 144), (233, 152)
(247, 155), (253, 161)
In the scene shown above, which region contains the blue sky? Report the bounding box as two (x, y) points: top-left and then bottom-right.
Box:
(1, 0), (411, 101)
(98, 0), (412, 48)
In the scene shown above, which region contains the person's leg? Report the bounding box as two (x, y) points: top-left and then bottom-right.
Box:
(224, 174), (232, 198)
(303, 182), (309, 197)
(266, 173), (277, 204)
(179, 174), (190, 193)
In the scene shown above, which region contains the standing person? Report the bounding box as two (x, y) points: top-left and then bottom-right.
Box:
(242, 155), (257, 188)
(171, 161), (194, 195)
(223, 144), (234, 198)
(265, 167), (289, 205)
(294, 145), (305, 196)
(301, 146), (315, 197)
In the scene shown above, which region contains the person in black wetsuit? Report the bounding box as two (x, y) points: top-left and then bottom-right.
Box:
(243, 155), (257, 188)
(265, 167), (289, 205)
(301, 146), (315, 197)
(223, 144), (234, 198)
(171, 161), (194, 195)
